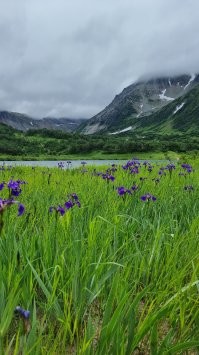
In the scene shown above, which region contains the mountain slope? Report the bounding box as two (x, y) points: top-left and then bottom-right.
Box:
(81, 74), (199, 134)
(133, 84), (199, 134)
(0, 111), (86, 132)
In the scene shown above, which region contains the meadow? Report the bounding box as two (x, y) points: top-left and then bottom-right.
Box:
(0, 158), (199, 354)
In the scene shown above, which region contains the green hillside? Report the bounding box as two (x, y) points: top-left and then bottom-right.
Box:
(1, 123), (199, 160)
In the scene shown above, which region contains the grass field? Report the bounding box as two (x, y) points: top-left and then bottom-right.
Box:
(0, 158), (199, 354)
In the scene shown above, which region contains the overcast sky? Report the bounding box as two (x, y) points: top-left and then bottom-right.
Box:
(0, 0), (199, 119)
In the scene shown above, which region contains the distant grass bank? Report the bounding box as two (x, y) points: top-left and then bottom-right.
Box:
(0, 150), (183, 161)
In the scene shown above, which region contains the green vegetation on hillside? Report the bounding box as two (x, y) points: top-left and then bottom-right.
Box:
(1, 122), (199, 160)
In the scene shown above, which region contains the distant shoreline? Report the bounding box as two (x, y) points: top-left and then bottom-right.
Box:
(0, 151), (181, 162)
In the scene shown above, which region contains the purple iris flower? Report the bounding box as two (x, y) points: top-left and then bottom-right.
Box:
(0, 198), (25, 216)
(102, 174), (115, 181)
(165, 163), (175, 177)
(11, 188), (22, 197)
(7, 180), (19, 189)
(76, 200), (81, 208)
(130, 167), (139, 174)
(7, 179), (25, 197)
(117, 186), (132, 196)
(50, 193), (81, 216)
(181, 163), (193, 173)
(158, 167), (166, 176)
(70, 193), (78, 201)
(57, 206), (65, 215)
(166, 163), (176, 171)
(131, 184), (139, 191)
(16, 180), (26, 185)
(65, 201), (74, 209)
(49, 205), (65, 215)
(108, 175), (115, 181)
(140, 193), (157, 201)
(122, 159), (140, 171)
(18, 204), (25, 216)
(15, 306), (30, 320)
(58, 162), (64, 168)
(131, 159), (140, 165)
(69, 193), (81, 207)
(0, 198), (9, 212)
(0, 183), (4, 191)
(181, 163), (191, 169)
(122, 165), (128, 170)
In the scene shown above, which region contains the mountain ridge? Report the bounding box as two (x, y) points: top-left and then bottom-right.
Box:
(81, 73), (199, 134)
(0, 110), (87, 132)
(1, 73), (199, 136)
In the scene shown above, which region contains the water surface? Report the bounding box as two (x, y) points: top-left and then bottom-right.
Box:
(0, 160), (126, 169)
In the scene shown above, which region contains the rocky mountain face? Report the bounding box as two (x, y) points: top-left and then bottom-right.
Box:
(132, 83), (199, 134)
(81, 74), (199, 134)
(0, 111), (86, 132)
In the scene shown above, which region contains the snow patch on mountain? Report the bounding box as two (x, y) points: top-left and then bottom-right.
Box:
(173, 102), (185, 115)
(110, 126), (132, 135)
(184, 74), (196, 90)
(159, 89), (174, 101)
(137, 103), (143, 117)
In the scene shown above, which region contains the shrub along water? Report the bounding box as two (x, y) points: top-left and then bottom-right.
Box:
(0, 159), (199, 354)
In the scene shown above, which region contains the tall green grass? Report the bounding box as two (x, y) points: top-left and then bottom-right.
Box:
(0, 160), (199, 354)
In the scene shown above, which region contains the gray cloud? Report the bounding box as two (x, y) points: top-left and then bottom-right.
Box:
(0, 0), (199, 118)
